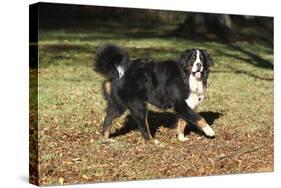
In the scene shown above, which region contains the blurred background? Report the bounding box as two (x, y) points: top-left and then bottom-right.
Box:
(38, 3), (273, 45)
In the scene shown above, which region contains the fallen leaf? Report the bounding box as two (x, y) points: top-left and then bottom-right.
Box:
(94, 168), (105, 177)
(72, 158), (82, 162)
(90, 138), (94, 143)
(59, 177), (64, 185)
(82, 174), (89, 180)
(64, 161), (73, 165)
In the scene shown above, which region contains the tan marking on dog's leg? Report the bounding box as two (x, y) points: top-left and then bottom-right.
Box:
(103, 121), (113, 140)
(145, 112), (153, 140)
(177, 118), (186, 134)
(103, 129), (110, 140)
(177, 118), (189, 141)
(104, 81), (111, 96)
(144, 112), (161, 145)
(197, 118), (207, 129)
(103, 129), (116, 142)
(197, 117), (215, 137)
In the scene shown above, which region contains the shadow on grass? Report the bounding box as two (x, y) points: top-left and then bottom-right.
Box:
(39, 31), (273, 71)
(110, 110), (222, 138)
(217, 43), (273, 70)
(39, 44), (181, 68)
(212, 69), (273, 81)
(38, 22), (273, 84)
(38, 38), (273, 82)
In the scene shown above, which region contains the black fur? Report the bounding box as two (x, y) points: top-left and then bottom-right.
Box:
(94, 44), (130, 81)
(94, 44), (213, 142)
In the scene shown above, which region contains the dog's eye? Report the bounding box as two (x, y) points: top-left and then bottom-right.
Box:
(191, 56), (196, 61)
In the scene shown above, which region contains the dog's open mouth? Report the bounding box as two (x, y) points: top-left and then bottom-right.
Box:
(192, 70), (202, 79)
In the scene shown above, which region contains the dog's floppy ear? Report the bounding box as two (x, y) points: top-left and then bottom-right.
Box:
(201, 49), (213, 67)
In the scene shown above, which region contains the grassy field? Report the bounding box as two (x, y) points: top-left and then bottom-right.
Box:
(34, 24), (273, 185)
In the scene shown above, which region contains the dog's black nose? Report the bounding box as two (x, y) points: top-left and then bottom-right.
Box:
(196, 63), (202, 69)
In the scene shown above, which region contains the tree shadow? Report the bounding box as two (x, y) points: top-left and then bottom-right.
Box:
(212, 69), (273, 81)
(110, 110), (222, 138)
(225, 43), (273, 70)
(39, 43), (180, 68)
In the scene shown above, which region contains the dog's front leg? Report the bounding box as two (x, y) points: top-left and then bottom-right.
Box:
(174, 101), (215, 138)
(196, 117), (215, 137)
(176, 118), (189, 141)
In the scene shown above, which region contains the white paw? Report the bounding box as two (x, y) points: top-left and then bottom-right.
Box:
(178, 133), (189, 142)
(202, 124), (215, 137)
(154, 139), (160, 145)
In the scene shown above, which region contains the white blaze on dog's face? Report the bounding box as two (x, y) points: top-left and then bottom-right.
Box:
(191, 50), (203, 79)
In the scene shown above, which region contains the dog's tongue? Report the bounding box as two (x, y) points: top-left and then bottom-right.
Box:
(195, 72), (201, 78)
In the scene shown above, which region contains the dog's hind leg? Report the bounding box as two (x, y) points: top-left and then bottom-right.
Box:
(102, 102), (125, 140)
(102, 80), (111, 100)
(128, 101), (154, 143)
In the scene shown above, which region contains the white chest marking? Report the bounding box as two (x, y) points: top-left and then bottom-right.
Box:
(185, 75), (205, 109)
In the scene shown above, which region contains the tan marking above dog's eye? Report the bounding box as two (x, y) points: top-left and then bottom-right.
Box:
(185, 64), (193, 71)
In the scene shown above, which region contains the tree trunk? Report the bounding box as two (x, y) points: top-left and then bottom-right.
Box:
(174, 13), (234, 39)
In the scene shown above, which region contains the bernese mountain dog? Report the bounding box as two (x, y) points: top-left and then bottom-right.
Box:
(94, 44), (214, 143)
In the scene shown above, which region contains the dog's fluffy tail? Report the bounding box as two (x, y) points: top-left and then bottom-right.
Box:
(94, 44), (129, 81)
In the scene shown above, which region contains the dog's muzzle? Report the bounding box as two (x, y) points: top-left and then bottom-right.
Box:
(192, 62), (203, 79)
